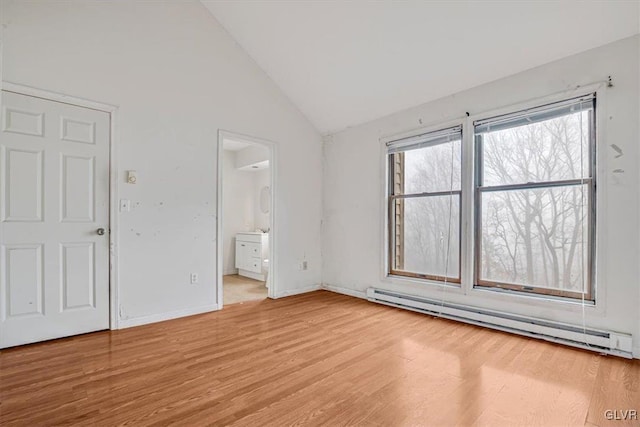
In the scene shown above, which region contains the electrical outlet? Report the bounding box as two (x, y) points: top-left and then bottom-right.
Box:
(301, 261), (308, 271)
(190, 273), (199, 284)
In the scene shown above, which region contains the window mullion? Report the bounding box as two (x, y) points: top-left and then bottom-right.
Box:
(461, 117), (475, 294)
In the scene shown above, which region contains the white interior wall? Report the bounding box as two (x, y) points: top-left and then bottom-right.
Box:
(1, 0), (323, 325)
(222, 150), (255, 275)
(322, 35), (640, 357)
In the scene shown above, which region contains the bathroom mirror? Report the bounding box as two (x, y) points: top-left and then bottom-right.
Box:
(260, 186), (271, 214)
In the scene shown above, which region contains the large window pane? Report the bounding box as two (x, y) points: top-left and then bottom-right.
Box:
(401, 139), (461, 194)
(475, 96), (595, 300)
(481, 110), (591, 187)
(388, 126), (462, 283)
(392, 195), (460, 279)
(479, 185), (589, 294)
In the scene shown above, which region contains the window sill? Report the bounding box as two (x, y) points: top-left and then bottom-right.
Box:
(384, 273), (464, 294)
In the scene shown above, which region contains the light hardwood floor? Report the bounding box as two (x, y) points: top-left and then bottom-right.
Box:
(0, 291), (638, 426)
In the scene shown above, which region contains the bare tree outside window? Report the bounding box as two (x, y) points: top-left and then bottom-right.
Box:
(475, 96), (595, 300)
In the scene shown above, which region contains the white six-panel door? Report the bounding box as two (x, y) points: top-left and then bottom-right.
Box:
(0, 91), (110, 348)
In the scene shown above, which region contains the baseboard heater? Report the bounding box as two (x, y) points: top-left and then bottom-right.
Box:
(366, 288), (633, 359)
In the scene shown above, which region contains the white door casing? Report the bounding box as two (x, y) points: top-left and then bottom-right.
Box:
(0, 90), (110, 348)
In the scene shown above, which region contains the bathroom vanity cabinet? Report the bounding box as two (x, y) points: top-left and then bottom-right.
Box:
(235, 232), (269, 281)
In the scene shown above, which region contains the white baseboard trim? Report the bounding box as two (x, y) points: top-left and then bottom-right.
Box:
(322, 284), (367, 299)
(634, 346), (640, 360)
(118, 304), (219, 329)
(273, 284), (322, 298)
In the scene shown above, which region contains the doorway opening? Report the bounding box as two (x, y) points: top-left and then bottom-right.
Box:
(217, 131), (275, 307)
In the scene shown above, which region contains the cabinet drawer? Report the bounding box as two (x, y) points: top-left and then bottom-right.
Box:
(247, 242), (261, 257)
(236, 240), (262, 271)
(247, 257), (262, 273)
(238, 242), (261, 256)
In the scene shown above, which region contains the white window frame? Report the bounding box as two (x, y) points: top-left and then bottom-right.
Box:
(380, 118), (467, 294)
(386, 125), (463, 283)
(473, 94), (596, 301)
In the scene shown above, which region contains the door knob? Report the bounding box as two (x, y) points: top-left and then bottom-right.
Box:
(97, 228), (106, 236)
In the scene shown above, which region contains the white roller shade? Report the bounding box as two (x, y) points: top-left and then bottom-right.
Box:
(475, 94), (595, 134)
(387, 125), (462, 154)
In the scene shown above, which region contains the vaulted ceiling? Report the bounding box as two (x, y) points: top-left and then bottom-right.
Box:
(202, 1), (639, 134)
